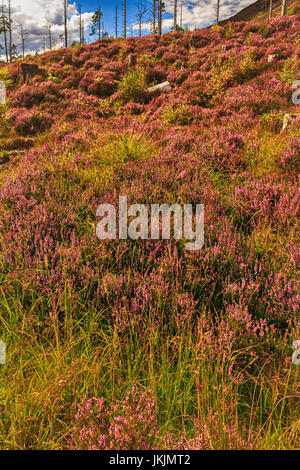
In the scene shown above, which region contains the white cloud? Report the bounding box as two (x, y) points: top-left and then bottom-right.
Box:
(132, 0), (256, 33)
(0, 0), (93, 59)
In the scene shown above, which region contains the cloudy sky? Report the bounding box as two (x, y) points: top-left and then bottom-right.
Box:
(0, 0), (256, 58)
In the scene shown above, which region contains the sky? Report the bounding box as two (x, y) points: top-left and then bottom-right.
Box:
(0, 1), (256, 58)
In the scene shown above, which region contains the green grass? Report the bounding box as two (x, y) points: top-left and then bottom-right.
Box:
(0, 283), (298, 449)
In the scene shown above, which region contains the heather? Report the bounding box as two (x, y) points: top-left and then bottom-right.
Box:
(0, 16), (299, 450)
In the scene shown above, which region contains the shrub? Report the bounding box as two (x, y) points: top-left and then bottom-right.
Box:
(70, 386), (157, 450)
(279, 137), (300, 172)
(238, 51), (258, 79)
(279, 56), (299, 84)
(9, 107), (53, 135)
(209, 55), (237, 96)
(87, 71), (117, 98)
(118, 68), (147, 102)
(161, 103), (194, 125)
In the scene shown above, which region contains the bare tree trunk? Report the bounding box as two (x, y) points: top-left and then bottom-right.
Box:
(180, 3), (183, 29)
(20, 24), (24, 58)
(153, 0), (156, 33)
(1, 4), (9, 63)
(173, 0), (177, 31)
(48, 24), (52, 50)
(216, 0), (220, 24)
(79, 3), (82, 43)
(64, 0), (68, 48)
(8, 0), (12, 62)
(123, 0), (126, 38)
(281, 0), (287, 16)
(158, 0), (162, 35)
(137, 2), (147, 38)
(98, 9), (101, 41)
(269, 0), (273, 20)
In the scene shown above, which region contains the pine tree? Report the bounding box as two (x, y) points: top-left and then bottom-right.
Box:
(90, 6), (102, 41)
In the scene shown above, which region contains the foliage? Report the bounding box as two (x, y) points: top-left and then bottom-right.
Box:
(279, 56), (299, 84)
(118, 68), (147, 102)
(0, 15), (299, 450)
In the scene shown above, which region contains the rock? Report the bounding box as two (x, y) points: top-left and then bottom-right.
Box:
(267, 54), (278, 63)
(282, 113), (299, 132)
(20, 63), (41, 82)
(147, 81), (172, 94)
(125, 54), (137, 68)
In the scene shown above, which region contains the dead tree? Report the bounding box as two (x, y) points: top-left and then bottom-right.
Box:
(1, 3), (8, 63)
(180, 2), (183, 29)
(63, 0), (68, 48)
(136, 1), (147, 37)
(281, 0), (287, 16)
(48, 24), (52, 50)
(123, 0), (126, 38)
(152, 0), (156, 33)
(216, 0), (220, 24)
(78, 3), (82, 43)
(173, 0), (177, 31)
(19, 23), (27, 59)
(8, 0), (12, 62)
(269, 0), (273, 20)
(115, 4), (118, 38)
(158, 0), (164, 36)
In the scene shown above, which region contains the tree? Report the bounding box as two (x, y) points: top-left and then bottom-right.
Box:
(90, 5), (102, 41)
(78, 3), (82, 43)
(7, 0), (12, 62)
(0, 3), (8, 62)
(82, 18), (85, 43)
(123, 0), (127, 39)
(157, 0), (165, 36)
(136, 1), (147, 37)
(281, 0), (287, 16)
(152, 0), (156, 33)
(173, 0), (177, 32)
(180, 2), (183, 29)
(63, 0), (68, 48)
(19, 23), (28, 59)
(269, 0), (273, 21)
(48, 24), (52, 50)
(115, 4), (118, 38)
(216, 0), (220, 24)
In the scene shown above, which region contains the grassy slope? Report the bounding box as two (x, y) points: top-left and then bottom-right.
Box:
(0, 16), (299, 449)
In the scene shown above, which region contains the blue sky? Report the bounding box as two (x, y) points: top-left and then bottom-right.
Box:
(77, 1), (255, 37)
(0, 1), (256, 57)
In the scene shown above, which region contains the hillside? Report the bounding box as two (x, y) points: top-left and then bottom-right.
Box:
(224, 0), (300, 22)
(0, 15), (299, 450)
